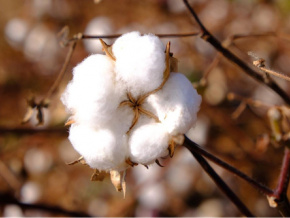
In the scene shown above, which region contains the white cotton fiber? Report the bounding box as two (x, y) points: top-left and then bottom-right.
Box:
(129, 123), (170, 165)
(61, 54), (119, 128)
(147, 73), (202, 135)
(62, 31), (202, 175)
(108, 105), (134, 135)
(113, 31), (166, 97)
(69, 123), (128, 171)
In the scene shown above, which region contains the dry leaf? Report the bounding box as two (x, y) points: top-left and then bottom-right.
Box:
(91, 169), (107, 181)
(67, 156), (87, 165)
(110, 170), (127, 198)
(100, 39), (115, 61)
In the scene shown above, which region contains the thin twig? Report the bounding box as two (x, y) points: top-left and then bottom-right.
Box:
(0, 191), (90, 217)
(227, 92), (273, 109)
(272, 148), (290, 217)
(259, 67), (290, 82)
(228, 32), (290, 44)
(67, 32), (200, 43)
(183, 137), (254, 216)
(275, 148), (290, 197)
(183, 0), (290, 105)
(198, 54), (222, 87)
(43, 40), (78, 100)
(183, 135), (274, 196)
(0, 161), (21, 191)
(0, 127), (68, 135)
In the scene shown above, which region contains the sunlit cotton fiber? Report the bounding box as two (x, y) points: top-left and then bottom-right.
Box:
(69, 123), (127, 171)
(147, 72), (202, 135)
(129, 123), (170, 165)
(61, 54), (120, 128)
(113, 31), (166, 98)
(61, 31), (201, 181)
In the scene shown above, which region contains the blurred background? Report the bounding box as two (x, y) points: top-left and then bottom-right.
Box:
(1, 0), (290, 216)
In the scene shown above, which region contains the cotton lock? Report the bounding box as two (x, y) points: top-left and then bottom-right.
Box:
(61, 31), (201, 194)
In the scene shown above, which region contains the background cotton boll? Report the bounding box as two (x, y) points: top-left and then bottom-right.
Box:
(129, 123), (169, 165)
(3, 205), (23, 217)
(20, 181), (42, 203)
(138, 183), (167, 210)
(61, 54), (120, 128)
(69, 124), (127, 171)
(23, 24), (58, 67)
(147, 73), (201, 135)
(83, 17), (114, 54)
(113, 32), (166, 97)
(5, 18), (29, 49)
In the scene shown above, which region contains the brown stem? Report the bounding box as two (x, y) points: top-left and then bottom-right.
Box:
(0, 191), (90, 217)
(272, 148), (290, 217)
(43, 40), (77, 101)
(0, 161), (21, 191)
(275, 148), (290, 197)
(72, 32), (200, 42)
(183, 135), (274, 196)
(184, 138), (254, 216)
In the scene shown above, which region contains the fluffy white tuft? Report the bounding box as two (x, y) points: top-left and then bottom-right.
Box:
(61, 54), (120, 128)
(147, 72), (202, 135)
(62, 31), (202, 173)
(113, 31), (166, 97)
(129, 123), (169, 165)
(69, 123), (128, 171)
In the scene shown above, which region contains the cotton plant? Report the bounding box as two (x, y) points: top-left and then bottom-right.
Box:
(61, 31), (201, 195)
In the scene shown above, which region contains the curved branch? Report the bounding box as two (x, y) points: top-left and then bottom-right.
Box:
(0, 192), (90, 217)
(183, 137), (254, 216)
(183, 135), (274, 196)
(183, 0), (290, 105)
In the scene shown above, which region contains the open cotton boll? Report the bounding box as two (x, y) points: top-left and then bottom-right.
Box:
(69, 123), (128, 171)
(129, 123), (170, 165)
(113, 31), (166, 97)
(61, 54), (120, 128)
(147, 72), (201, 135)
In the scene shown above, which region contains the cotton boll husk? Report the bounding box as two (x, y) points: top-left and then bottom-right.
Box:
(68, 123), (127, 171)
(114, 94), (156, 134)
(129, 123), (170, 165)
(61, 54), (120, 128)
(113, 31), (166, 97)
(147, 72), (202, 135)
(127, 103), (157, 135)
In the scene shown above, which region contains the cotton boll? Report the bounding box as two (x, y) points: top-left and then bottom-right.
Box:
(138, 183), (167, 210)
(147, 73), (201, 135)
(20, 181), (41, 203)
(113, 31), (166, 97)
(5, 18), (29, 48)
(129, 123), (170, 165)
(61, 54), (120, 128)
(3, 205), (23, 217)
(69, 124), (127, 171)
